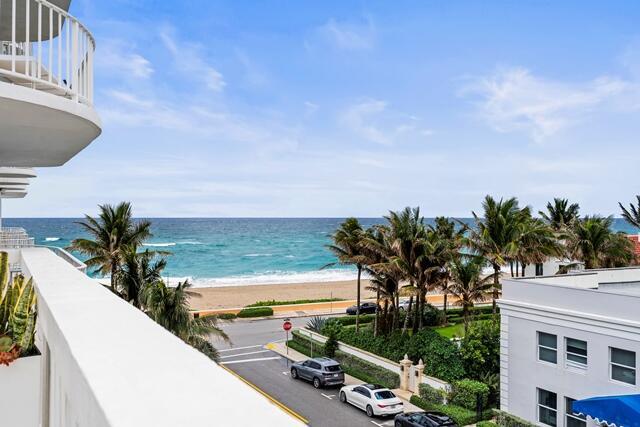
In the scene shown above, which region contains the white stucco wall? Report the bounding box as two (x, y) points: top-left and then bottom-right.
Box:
(500, 274), (640, 425)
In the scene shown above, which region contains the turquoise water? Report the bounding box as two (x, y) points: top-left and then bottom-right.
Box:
(4, 218), (637, 287)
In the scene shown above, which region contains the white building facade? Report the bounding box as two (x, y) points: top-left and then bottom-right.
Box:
(499, 268), (640, 426)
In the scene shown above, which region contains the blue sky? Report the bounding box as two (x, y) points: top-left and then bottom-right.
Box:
(11, 1), (640, 217)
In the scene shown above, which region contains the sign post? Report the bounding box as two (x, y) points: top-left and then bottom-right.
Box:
(283, 319), (292, 356)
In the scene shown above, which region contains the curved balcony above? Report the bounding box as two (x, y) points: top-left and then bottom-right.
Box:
(0, 0), (101, 167)
(0, 166), (37, 177)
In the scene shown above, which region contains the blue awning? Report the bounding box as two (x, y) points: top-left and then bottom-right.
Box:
(574, 394), (640, 427)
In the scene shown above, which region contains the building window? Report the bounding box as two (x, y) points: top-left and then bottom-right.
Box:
(538, 332), (557, 364)
(610, 347), (636, 385)
(566, 338), (587, 369)
(535, 263), (544, 276)
(537, 388), (557, 426)
(565, 397), (586, 427)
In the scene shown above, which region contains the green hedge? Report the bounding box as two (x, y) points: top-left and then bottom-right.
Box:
(477, 422), (499, 427)
(494, 410), (536, 426)
(410, 395), (493, 426)
(338, 327), (465, 382)
(216, 312), (237, 320)
(418, 383), (446, 405)
(450, 379), (490, 410)
(246, 298), (343, 307)
(237, 307), (274, 318)
(331, 314), (376, 327)
(289, 330), (399, 389)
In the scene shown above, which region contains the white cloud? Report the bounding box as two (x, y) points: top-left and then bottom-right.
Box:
(96, 39), (153, 79)
(340, 99), (433, 145)
(159, 27), (226, 92)
(462, 67), (629, 140)
(313, 17), (375, 51)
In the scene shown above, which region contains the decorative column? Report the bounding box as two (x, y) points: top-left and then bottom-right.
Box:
(414, 358), (425, 394)
(399, 354), (412, 391)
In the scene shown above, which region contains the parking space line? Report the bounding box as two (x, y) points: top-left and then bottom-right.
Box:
(218, 344), (263, 352)
(370, 421), (385, 427)
(219, 364), (309, 425)
(219, 350), (270, 359)
(282, 371), (289, 375)
(220, 356), (281, 365)
(321, 393), (335, 400)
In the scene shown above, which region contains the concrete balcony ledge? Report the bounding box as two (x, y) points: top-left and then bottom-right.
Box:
(18, 248), (302, 427)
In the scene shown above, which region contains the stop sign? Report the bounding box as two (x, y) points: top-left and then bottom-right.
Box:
(283, 320), (292, 331)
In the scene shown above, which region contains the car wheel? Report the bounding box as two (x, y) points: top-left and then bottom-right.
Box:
(290, 368), (298, 379)
(394, 421), (402, 427)
(340, 392), (347, 403)
(366, 405), (374, 417)
(313, 377), (322, 389)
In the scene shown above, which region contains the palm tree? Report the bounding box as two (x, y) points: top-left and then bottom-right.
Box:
(118, 247), (167, 309)
(619, 196), (640, 229)
(384, 207), (426, 334)
(567, 216), (632, 269)
(428, 217), (465, 315)
(69, 202), (152, 291)
(448, 257), (492, 333)
(466, 196), (529, 313)
(539, 198), (580, 230)
(325, 218), (366, 332)
(143, 280), (229, 362)
(514, 218), (561, 276)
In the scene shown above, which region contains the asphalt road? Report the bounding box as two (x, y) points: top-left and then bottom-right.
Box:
(216, 316), (400, 427)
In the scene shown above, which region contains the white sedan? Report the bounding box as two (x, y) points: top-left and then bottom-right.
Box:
(339, 384), (404, 417)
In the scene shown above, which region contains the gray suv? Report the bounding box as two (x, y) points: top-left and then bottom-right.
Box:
(290, 357), (345, 388)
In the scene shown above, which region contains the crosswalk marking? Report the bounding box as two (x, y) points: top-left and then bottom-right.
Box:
(219, 349), (270, 359)
(220, 356), (281, 365)
(218, 344), (263, 353)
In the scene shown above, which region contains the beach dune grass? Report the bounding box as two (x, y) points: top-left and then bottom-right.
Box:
(245, 297), (344, 307)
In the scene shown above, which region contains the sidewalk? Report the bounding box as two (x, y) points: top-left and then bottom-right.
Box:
(266, 341), (422, 412)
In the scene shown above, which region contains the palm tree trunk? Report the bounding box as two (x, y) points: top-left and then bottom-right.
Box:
(509, 261), (514, 277)
(382, 299), (389, 334)
(521, 262), (526, 277)
(492, 263), (500, 314)
(374, 282), (380, 337)
(463, 301), (470, 334)
(111, 259), (118, 292)
(356, 265), (362, 333)
(402, 295), (413, 335)
(443, 292), (448, 316)
(393, 289), (400, 332)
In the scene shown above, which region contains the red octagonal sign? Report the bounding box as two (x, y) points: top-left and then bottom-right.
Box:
(283, 320), (292, 331)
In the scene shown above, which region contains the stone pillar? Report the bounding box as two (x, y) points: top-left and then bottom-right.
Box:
(399, 354), (412, 391)
(414, 358), (425, 394)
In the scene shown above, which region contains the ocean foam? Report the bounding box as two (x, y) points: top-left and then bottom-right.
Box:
(45, 237), (61, 242)
(242, 253), (273, 257)
(143, 242), (177, 247)
(189, 269), (363, 288)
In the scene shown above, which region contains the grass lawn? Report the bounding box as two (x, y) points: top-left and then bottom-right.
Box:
(433, 322), (466, 338)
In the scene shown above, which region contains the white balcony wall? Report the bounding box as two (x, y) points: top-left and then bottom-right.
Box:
(20, 248), (302, 427)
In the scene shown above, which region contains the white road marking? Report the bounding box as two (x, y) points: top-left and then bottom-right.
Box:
(220, 356), (281, 365)
(282, 371), (289, 375)
(218, 345), (263, 353)
(370, 421), (385, 427)
(219, 350), (270, 359)
(321, 393), (335, 400)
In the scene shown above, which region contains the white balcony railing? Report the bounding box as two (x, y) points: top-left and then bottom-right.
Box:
(0, 0), (94, 105)
(0, 226), (35, 248)
(14, 248), (303, 427)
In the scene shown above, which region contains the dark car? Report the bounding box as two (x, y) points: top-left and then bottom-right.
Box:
(290, 357), (345, 388)
(346, 302), (378, 315)
(394, 411), (458, 427)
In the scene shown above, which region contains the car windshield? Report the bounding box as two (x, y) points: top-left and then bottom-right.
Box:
(324, 365), (341, 372)
(374, 390), (395, 399)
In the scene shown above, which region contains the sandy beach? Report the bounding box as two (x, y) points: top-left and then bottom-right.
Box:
(188, 279), (374, 311)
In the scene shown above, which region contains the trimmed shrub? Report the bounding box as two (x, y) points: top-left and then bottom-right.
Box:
(246, 297), (343, 307)
(237, 307), (274, 318)
(409, 395), (492, 426)
(460, 319), (500, 380)
(449, 379), (490, 410)
(323, 322), (341, 358)
(494, 409), (537, 426)
(477, 422), (499, 427)
(338, 327), (465, 382)
(423, 303), (447, 326)
(217, 312), (237, 320)
(331, 314), (376, 327)
(418, 383), (446, 405)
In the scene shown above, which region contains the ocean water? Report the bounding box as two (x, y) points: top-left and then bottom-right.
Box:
(3, 218), (637, 287)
